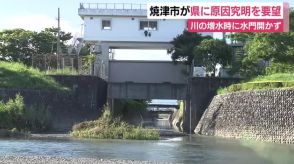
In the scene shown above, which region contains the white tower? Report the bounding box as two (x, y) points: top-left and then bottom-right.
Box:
(78, 3), (213, 80)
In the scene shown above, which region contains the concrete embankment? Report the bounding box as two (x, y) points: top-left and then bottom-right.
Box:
(195, 89), (294, 144)
(0, 75), (107, 132)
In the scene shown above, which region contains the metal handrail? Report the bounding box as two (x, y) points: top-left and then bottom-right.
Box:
(79, 3), (147, 10)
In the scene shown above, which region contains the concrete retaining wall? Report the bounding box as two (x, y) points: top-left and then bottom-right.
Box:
(195, 89), (294, 144)
(182, 77), (240, 132)
(0, 75), (107, 132)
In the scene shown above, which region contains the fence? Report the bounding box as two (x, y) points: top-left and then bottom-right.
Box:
(31, 54), (99, 76)
(79, 3), (146, 10)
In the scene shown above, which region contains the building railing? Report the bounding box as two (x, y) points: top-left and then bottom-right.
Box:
(79, 3), (147, 10)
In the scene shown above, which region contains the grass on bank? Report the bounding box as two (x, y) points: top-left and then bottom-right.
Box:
(71, 106), (160, 140)
(218, 73), (294, 94)
(0, 61), (68, 91)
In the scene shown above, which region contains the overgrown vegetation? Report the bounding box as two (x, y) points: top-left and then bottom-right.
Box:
(265, 63), (294, 75)
(71, 106), (159, 140)
(228, 32), (294, 78)
(0, 61), (68, 91)
(226, 8), (294, 77)
(169, 31), (232, 76)
(219, 10), (294, 93)
(81, 54), (96, 74)
(113, 99), (147, 121)
(0, 94), (51, 132)
(43, 54), (96, 76)
(46, 68), (78, 75)
(218, 73), (294, 94)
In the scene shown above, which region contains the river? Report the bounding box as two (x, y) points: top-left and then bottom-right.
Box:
(0, 136), (294, 164)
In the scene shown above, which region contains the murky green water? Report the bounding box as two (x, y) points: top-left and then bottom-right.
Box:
(0, 136), (294, 164)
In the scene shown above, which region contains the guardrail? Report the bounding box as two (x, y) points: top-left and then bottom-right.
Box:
(79, 3), (147, 10)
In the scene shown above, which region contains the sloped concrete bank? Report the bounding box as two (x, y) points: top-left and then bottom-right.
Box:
(195, 89), (294, 144)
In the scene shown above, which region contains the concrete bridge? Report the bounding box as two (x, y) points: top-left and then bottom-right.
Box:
(108, 60), (188, 100)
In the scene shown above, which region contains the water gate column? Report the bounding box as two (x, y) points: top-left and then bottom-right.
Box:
(97, 44), (109, 80)
(182, 78), (241, 133)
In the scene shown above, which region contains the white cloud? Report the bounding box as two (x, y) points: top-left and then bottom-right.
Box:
(0, 14), (79, 35)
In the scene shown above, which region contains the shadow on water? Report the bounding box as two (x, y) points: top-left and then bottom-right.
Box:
(240, 138), (294, 164)
(0, 136), (294, 164)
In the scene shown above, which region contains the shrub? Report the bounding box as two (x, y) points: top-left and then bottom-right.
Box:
(0, 94), (25, 130)
(0, 94), (51, 132)
(71, 106), (159, 140)
(266, 62), (294, 75)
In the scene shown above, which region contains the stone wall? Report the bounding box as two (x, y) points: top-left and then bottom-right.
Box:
(195, 89), (294, 144)
(0, 75), (107, 132)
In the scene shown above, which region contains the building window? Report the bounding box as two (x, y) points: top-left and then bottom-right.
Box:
(102, 20), (111, 30)
(139, 21), (157, 31)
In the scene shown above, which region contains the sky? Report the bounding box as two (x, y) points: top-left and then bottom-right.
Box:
(0, 0), (292, 60)
(0, 0), (291, 34)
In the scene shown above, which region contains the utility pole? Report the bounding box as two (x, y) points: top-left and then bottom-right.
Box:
(186, 60), (193, 135)
(57, 8), (61, 69)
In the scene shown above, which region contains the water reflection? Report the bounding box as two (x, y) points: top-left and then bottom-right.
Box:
(241, 139), (294, 164)
(0, 136), (293, 164)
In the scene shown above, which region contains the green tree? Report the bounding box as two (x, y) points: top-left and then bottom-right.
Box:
(290, 8), (294, 32)
(194, 39), (232, 76)
(169, 30), (212, 64)
(0, 29), (35, 65)
(245, 33), (294, 64)
(226, 9), (294, 77)
(241, 33), (294, 77)
(0, 28), (72, 66)
(41, 27), (72, 54)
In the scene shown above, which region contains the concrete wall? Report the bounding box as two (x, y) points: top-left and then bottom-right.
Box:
(108, 82), (186, 99)
(83, 16), (187, 42)
(109, 60), (188, 84)
(182, 77), (240, 133)
(0, 76), (107, 132)
(195, 89), (294, 144)
(52, 75), (107, 110)
(81, 15), (213, 42)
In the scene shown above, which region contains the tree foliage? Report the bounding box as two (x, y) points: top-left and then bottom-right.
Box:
(0, 29), (35, 65)
(169, 30), (212, 64)
(245, 33), (294, 64)
(170, 30), (232, 76)
(290, 7), (294, 32)
(0, 28), (72, 66)
(194, 39), (232, 75)
(226, 9), (294, 77)
(240, 33), (294, 77)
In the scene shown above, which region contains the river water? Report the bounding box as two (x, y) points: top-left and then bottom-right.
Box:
(0, 136), (294, 164)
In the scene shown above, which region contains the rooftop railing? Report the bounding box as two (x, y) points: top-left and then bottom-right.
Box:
(79, 3), (147, 10)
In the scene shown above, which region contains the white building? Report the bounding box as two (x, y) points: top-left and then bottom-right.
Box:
(78, 3), (213, 80)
